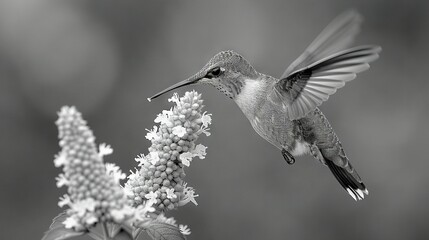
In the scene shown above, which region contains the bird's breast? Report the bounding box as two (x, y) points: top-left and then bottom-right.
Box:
(234, 79), (265, 116)
(233, 77), (306, 151)
(247, 102), (299, 151)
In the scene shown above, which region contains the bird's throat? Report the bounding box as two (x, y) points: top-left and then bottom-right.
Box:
(233, 79), (265, 116)
(212, 78), (245, 99)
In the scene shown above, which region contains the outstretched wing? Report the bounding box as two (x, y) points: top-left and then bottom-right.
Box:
(281, 10), (363, 78)
(269, 45), (381, 120)
(269, 11), (381, 120)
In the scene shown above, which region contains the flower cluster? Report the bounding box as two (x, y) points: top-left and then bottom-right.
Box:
(125, 91), (212, 211)
(54, 106), (133, 231)
(51, 91), (209, 237)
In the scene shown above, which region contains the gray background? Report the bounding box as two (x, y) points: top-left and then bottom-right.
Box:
(1, 0), (428, 239)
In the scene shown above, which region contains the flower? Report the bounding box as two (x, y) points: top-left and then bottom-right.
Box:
(200, 128), (211, 137)
(179, 152), (193, 167)
(54, 106), (133, 230)
(55, 174), (69, 188)
(166, 188), (177, 199)
(135, 154), (146, 166)
(172, 126), (186, 137)
(105, 163), (126, 183)
(147, 152), (160, 165)
(140, 201), (156, 215)
(179, 225), (191, 235)
(53, 153), (67, 167)
(70, 198), (97, 217)
(145, 126), (159, 141)
(192, 144), (207, 159)
(180, 185), (199, 206)
(145, 191), (158, 204)
(168, 93), (181, 105)
(179, 144), (206, 166)
(124, 91), (212, 213)
(98, 143), (113, 157)
(198, 111), (212, 136)
(58, 194), (71, 208)
(154, 109), (174, 126)
(63, 216), (80, 230)
(201, 112), (212, 128)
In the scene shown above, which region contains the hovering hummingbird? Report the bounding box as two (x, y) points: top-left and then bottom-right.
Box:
(149, 11), (381, 201)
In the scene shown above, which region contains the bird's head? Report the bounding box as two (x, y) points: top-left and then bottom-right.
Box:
(148, 50), (259, 101)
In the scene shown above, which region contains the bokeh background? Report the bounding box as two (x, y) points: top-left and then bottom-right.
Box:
(1, 0), (428, 239)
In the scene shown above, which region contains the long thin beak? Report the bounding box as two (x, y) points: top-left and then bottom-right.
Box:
(148, 73), (203, 101)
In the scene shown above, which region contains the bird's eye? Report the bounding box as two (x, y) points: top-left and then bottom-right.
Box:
(206, 67), (224, 78)
(211, 67), (221, 76)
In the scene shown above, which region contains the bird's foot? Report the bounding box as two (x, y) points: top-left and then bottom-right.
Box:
(281, 148), (295, 165)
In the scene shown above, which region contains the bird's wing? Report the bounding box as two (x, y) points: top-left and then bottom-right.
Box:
(281, 10), (363, 78)
(269, 45), (381, 120)
(268, 11), (381, 120)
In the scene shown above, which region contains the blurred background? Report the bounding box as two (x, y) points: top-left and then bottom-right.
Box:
(1, 0), (428, 239)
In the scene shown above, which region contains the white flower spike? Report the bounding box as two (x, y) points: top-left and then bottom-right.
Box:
(54, 106), (132, 230)
(124, 91), (212, 212)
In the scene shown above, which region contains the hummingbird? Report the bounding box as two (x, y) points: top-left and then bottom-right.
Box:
(148, 11), (381, 201)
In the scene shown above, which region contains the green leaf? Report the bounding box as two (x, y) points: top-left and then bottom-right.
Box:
(145, 221), (186, 240)
(42, 212), (85, 240)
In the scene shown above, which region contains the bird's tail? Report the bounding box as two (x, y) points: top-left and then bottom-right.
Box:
(325, 159), (368, 201)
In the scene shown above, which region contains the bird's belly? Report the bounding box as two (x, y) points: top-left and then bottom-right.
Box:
(250, 113), (296, 150)
(238, 93), (307, 153)
(252, 118), (311, 156)
(290, 140), (310, 156)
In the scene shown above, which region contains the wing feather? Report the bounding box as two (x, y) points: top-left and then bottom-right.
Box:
(304, 87), (329, 101)
(282, 10), (363, 78)
(318, 63), (369, 73)
(269, 45), (381, 120)
(311, 73), (356, 81)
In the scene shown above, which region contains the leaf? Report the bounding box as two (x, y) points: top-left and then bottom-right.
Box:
(106, 223), (133, 240)
(87, 231), (104, 240)
(42, 212), (85, 240)
(87, 224), (104, 240)
(145, 221), (186, 240)
(107, 222), (122, 238)
(132, 228), (144, 240)
(113, 230), (134, 240)
(120, 221), (134, 236)
(87, 222), (134, 240)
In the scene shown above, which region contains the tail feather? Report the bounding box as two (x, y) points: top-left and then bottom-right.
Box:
(326, 160), (368, 201)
